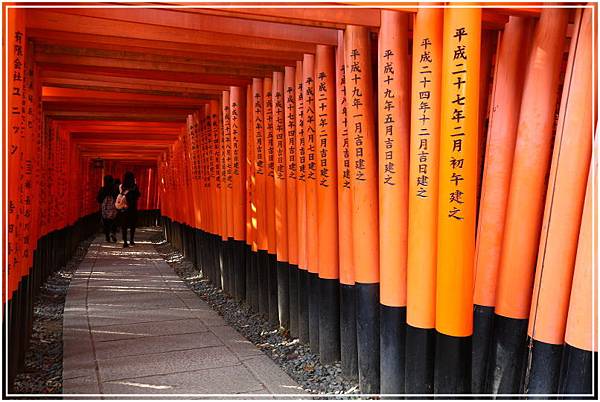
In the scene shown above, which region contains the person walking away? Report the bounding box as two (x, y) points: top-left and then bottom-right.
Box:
(97, 175), (118, 242)
(116, 171), (141, 247)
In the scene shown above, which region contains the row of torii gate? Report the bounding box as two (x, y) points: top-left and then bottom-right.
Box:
(5, 3), (597, 396)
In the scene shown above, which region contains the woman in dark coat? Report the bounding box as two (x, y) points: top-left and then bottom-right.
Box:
(119, 171), (141, 247)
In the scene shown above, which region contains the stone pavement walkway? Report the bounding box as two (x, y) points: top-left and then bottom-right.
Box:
(62, 228), (302, 396)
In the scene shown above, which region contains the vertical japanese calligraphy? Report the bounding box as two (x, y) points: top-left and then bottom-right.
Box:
(273, 71), (288, 264)
(252, 78), (268, 252)
(230, 86), (247, 242)
(434, 7), (481, 394)
(436, 8), (481, 337)
(407, 5), (443, 333)
(335, 29), (358, 380)
(303, 53), (320, 353)
(295, 59), (310, 344)
(284, 66), (299, 267)
(223, 90), (234, 240)
(315, 45), (338, 281)
(406, 7), (443, 394)
(296, 60), (307, 273)
(345, 24), (380, 394)
(273, 70), (290, 329)
(7, 9), (26, 298)
(315, 44), (340, 364)
(377, 10), (410, 395)
(284, 66), (299, 338)
(303, 54), (319, 278)
(264, 78), (277, 258)
(264, 76), (279, 325)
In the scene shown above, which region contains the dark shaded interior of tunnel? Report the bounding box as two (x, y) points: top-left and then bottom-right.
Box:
(4, 209), (161, 396)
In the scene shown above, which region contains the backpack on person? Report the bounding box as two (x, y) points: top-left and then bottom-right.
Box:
(115, 185), (129, 211)
(101, 194), (118, 219)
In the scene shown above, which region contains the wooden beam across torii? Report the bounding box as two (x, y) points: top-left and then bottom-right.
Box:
(61, 120), (185, 130)
(25, 10), (318, 54)
(40, 70), (230, 94)
(39, 63), (252, 86)
(35, 41), (298, 68)
(43, 109), (193, 122)
(48, 7), (340, 45)
(28, 29), (306, 64)
(63, 119), (182, 162)
(36, 60), (273, 84)
(42, 87), (208, 107)
(175, 3), (541, 29)
(42, 87), (210, 108)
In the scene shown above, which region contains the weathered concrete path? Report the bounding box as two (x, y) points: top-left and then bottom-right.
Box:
(62, 228), (301, 396)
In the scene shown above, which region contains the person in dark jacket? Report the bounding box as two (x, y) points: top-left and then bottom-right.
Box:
(97, 175), (118, 242)
(119, 171), (141, 247)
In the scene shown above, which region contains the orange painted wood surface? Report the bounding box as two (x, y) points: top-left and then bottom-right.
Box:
(407, 6), (443, 330)
(315, 44), (339, 280)
(284, 66), (299, 266)
(273, 71), (289, 262)
(495, 8), (569, 320)
(378, 10), (410, 308)
(473, 16), (534, 308)
(344, 25), (379, 285)
(435, 7), (481, 338)
(303, 54), (319, 274)
(335, 30), (354, 287)
(528, 8), (594, 345)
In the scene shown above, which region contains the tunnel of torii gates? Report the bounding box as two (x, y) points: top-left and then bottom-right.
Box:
(3, 2), (597, 396)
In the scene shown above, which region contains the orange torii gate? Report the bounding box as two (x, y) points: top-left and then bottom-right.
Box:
(5, 4), (597, 397)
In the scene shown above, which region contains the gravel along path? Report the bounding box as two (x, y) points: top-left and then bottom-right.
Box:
(12, 236), (94, 395)
(151, 234), (361, 397)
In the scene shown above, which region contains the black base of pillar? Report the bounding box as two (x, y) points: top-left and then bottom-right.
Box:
(208, 232), (215, 286)
(559, 343), (597, 397)
(245, 245), (253, 308)
(288, 264), (299, 338)
(356, 282), (380, 394)
(308, 271), (320, 353)
(298, 268), (310, 344)
(194, 229), (202, 276)
(225, 239), (233, 296)
(220, 239), (227, 293)
(268, 253), (279, 326)
(258, 250), (269, 317)
(380, 304), (406, 394)
(434, 331), (471, 393)
(340, 284), (358, 380)
(229, 240), (235, 297)
(524, 337), (563, 395)
(214, 234), (223, 290)
(486, 315), (528, 394)
(319, 277), (340, 364)
(237, 240), (248, 301)
(208, 233), (215, 285)
(277, 261), (290, 330)
(405, 325), (435, 394)
(248, 248), (259, 312)
(5, 212), (99, 394)
(472, 304), (494, 393)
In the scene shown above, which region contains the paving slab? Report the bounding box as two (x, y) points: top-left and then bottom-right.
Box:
(242, 355), (304, 395)
(94, 331), (223, 360)
(101, 364), (265, 394)
(63, 228), (300, 396)
(86, 307), (202, 327)
(90, 318), (208, 342)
